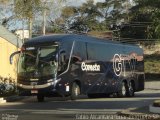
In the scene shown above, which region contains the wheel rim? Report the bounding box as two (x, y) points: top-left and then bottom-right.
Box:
(74, 85), (80, 96)
(129, 82), (134, 95)
(122, 83), (126, 96)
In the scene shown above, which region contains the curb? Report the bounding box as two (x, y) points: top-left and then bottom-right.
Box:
(0, 97), (6, 103)
(149, 105), (160, 114)
(117, 109), (160, 120)
(145, 81), (160, 90)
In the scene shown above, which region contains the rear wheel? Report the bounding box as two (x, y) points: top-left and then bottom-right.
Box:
(117, 82), (127, 97)
(126, 81), (135, 97)
(70, 82), (80, 100)
(37, 95), (44, 102)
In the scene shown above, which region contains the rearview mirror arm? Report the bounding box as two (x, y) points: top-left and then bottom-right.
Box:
(10, 51), (20, 64)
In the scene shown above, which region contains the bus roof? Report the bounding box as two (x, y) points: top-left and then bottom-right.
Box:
(24, 34), (137, 47)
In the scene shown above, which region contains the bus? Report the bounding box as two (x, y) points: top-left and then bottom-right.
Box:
(10, 34), (144, 102)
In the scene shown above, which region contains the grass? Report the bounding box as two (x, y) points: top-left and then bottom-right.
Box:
(144, 54), (160, 73)
(145, 61), (160, 73)
(144, 54), (160, 80)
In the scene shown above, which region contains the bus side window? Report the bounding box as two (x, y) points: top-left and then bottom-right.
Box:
(73, 41), (87, 61)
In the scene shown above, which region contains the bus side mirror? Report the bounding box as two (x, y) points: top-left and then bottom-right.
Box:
(10, 51), (20, 64)
(55, 53), (58, 62)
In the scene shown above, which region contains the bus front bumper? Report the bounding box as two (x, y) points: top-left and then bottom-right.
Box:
(17, 79), (69, 97)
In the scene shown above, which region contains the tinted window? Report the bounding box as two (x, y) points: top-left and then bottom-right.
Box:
(73, 41), (87, 61)
(87, 42), (108, 61)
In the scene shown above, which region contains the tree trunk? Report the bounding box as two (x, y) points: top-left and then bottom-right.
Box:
(29, 17), (33, 38)
(42, 8), (46, 35)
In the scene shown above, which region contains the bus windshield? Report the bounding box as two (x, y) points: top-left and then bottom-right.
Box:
(18, 45), (58, 78)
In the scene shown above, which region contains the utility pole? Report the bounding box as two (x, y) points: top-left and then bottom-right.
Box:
(29, 17), (33, 38)
(42, 0), (47, 35)
(42, 8), (46, 35)
(22, 18), (25, 42)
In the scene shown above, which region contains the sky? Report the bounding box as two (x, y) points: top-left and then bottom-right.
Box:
(83, 0), (105, 3)
(66, 0), (105, 6)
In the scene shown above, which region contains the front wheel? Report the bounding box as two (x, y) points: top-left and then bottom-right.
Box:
(70, 82), (80, 100)
(37, 95), (44, 102)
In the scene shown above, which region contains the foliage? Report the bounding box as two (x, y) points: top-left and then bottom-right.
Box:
(14, 0), (41, 19)
(14, 0), (65, 37)
(0, 0), (9, 4)
(60, 0), (160, 43)
(14, 0), (42, 38)
(144, 52), (160, 77)
(153, 100), (160, 107)
(59, 0), (133, 34)
(0, 0), (14, 28)
(1, 0), (160, 42)
(0, 76), (17, 97)
(120, 0), (160, 42)
(59, 0), (105, 33)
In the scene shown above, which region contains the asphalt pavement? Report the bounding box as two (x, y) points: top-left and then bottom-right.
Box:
(0, 89), (160, 120)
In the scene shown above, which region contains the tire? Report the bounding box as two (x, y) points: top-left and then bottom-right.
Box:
(37, 95), (44, 102)
(70, 82), (80, 100)
(117, 82), (127, 97)
(126, 81), (135, 97)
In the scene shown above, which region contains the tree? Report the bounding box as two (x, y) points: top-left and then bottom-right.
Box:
(60, 0), (105, 33)
(136, 0), (160, 39)
(0, 0), (9, 4)
(119, 0), (160, 43)
(61, 6), (77, 19)
(0, 0), (13, 27)
(14, 0), (67, 38)
(41, 0), (66, 35)
(14, 0), (42, 38)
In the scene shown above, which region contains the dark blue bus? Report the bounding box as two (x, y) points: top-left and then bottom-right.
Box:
(10, 34), (144, 102)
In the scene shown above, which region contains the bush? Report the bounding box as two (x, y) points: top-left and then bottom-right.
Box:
(0, 76), (17, 97)
(153, 100), (160, 107)
(144, 54), (160, 80)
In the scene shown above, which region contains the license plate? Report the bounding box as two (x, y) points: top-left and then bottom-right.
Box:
(31, 90), (38, 94)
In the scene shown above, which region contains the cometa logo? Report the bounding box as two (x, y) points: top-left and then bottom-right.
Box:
(81, 62), (100, 71)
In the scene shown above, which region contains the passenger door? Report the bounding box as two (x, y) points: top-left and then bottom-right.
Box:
(70, 41), (87, 93)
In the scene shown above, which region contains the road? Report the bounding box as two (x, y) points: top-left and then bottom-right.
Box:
(0, 89), (160, 120)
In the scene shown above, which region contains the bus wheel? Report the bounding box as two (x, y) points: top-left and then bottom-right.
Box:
(70, 82), (80, 100)
(117, 82), (127, 97)
(126, 81), (135, 97)
(37, 95), (44, 102)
